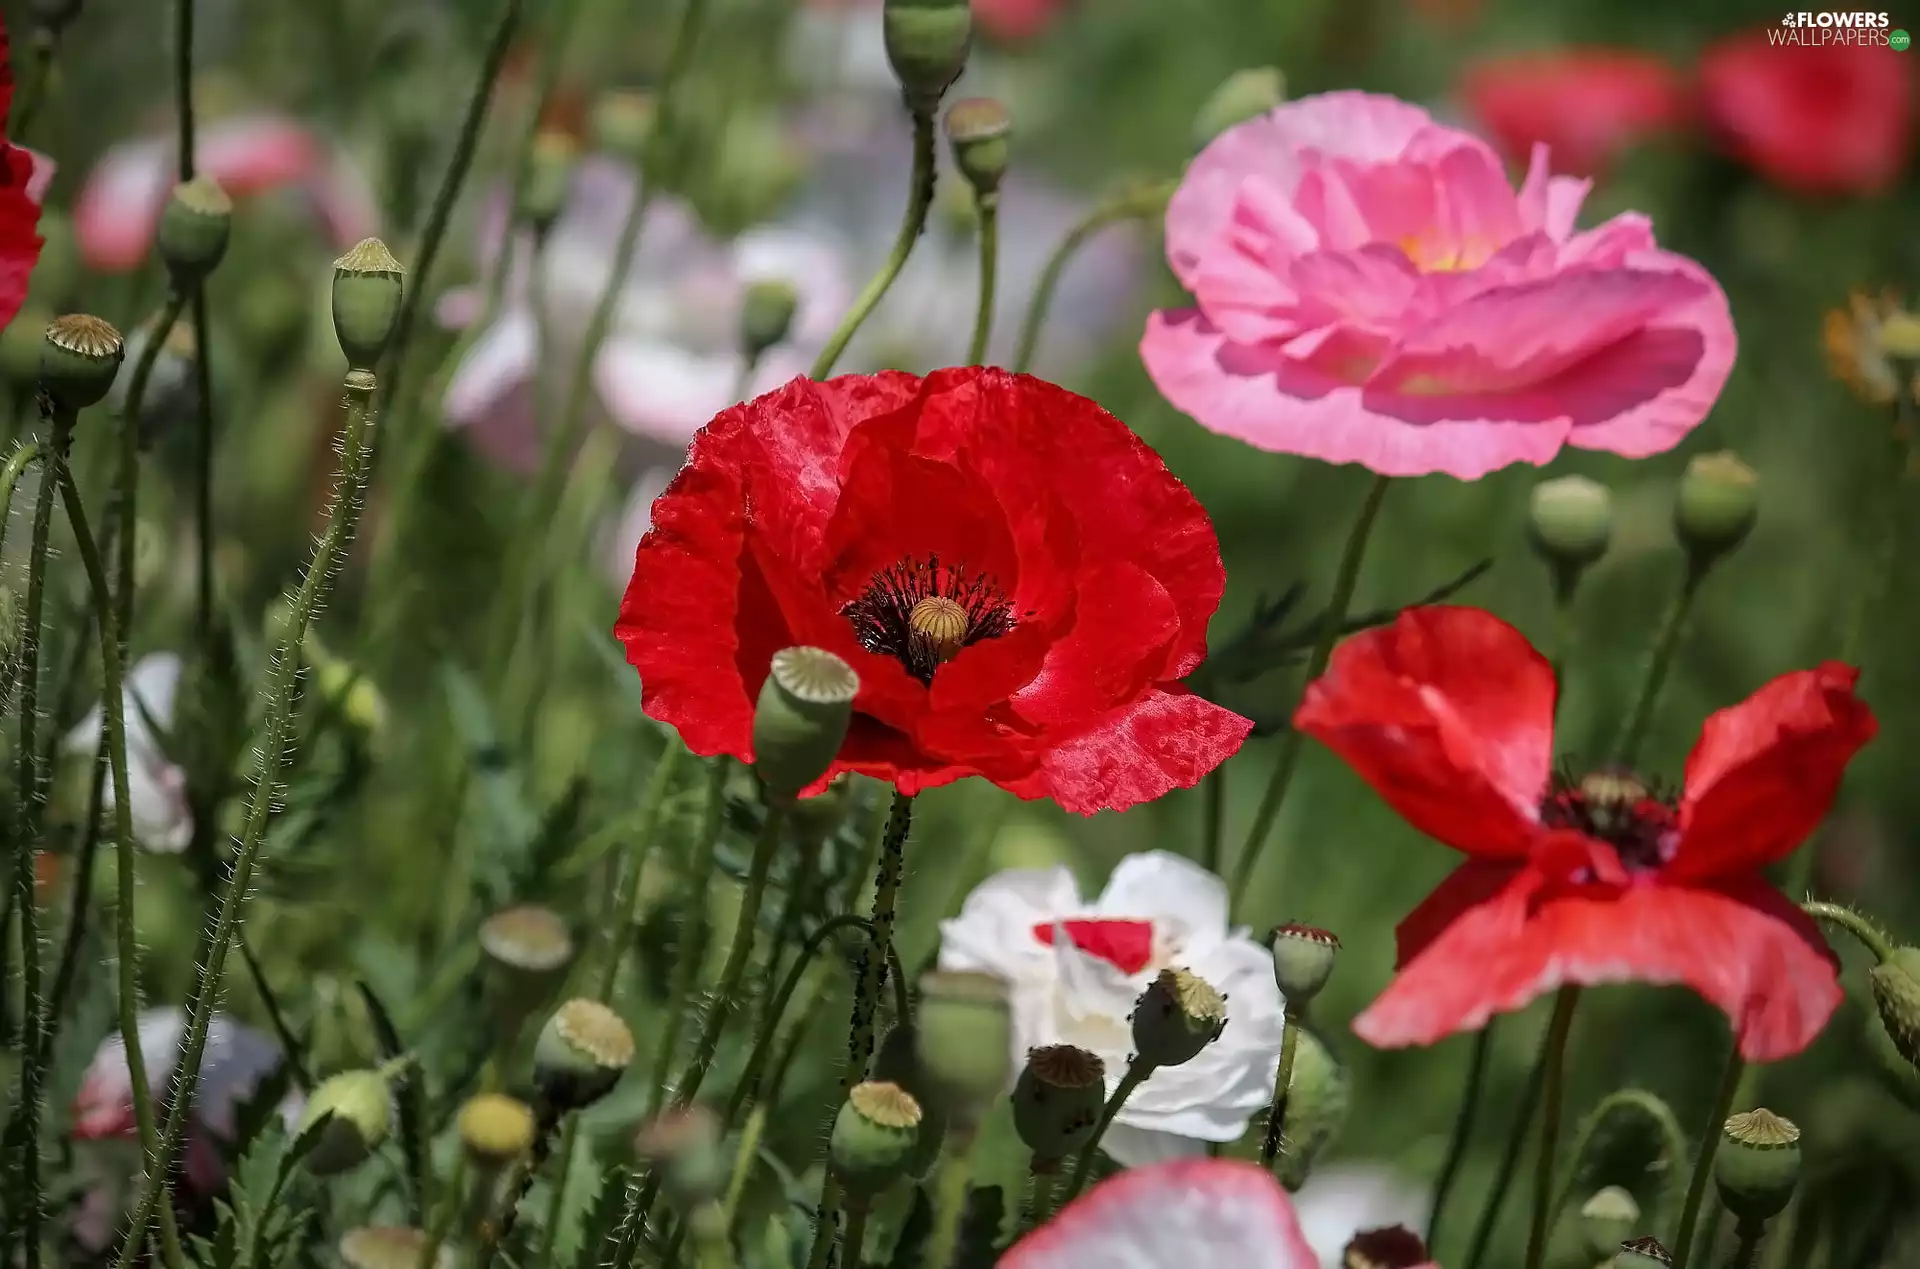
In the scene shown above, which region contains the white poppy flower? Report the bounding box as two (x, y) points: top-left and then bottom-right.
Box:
(63, 651), (192, 853)
(1292, 1164), (1433, 1269)
(938, 851), (1285, 1163)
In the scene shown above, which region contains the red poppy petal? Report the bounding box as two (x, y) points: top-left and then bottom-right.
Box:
(1294, 606), (1554, 859)
(1390, 859), (1528, 968)
(1013, 562), (1181, 729)
(1669, 663), (1877, 881)
(0, 11), (44, 332)
(1025, 687), (1253, 816)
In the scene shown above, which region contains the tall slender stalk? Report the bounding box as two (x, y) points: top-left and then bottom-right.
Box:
(191, 292), (216, 641)
(1462, 1026), (1550, 1269)
(1672, 1045), (1747, 1269)
(1523, 988), (1583, 1269)
(966, 193), (998, 366)
(113, 296), (189, 647)
(1612, 563), (1706, 768)
(647, 759), (731, 1099)
(1011, 180), (1171, 374)
(1258, 1004), (1302, 1168)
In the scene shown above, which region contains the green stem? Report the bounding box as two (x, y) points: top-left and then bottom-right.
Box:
(1230, 473), (1392, 911)
(174, 0), (195, 178)
(533, 1119), (578, 1269)
(966, 193), (998, 365)
(10, 25), (59, 143)
(923, 1135), (977, 1269)
(1426, 1024), (1495, 1249)
(1726, 1220), (1765, 1269)
(721, 915), (875, 1131)
(1612, 562), (1706, 768)
(804, 1175), (844, 1269)
(113, 294), (189, 646)
(647, 759), (730, 1099)
(842, 1200), (871, 1268)
(1672, 1045), (1746, 1269)
(844, 791), (914, 1091)
(1462, 1020), (1552, 1269)
(416, 1150), (467, 1269)
(1198, 765), (1225, 876)
(596, 741), (688, 995)
(1011, 181), (1172, 375)
(688, 1205), (737, 1269)
(0, 440), (40, 559)
(190, 290), (215, 642)
(485, 0), (584, 324)
(1259, 1005), (1302, 1168)
(721, 1102), (767, 1229)
(809, 109), (938, 380)
(1524, 987), (1583, 1269)
(1062, 1059), (1154, 1203)
(1549, 1089), (1690, 1227)
(1801, 901), (1894, 963)
(114, 370), (381, 1269)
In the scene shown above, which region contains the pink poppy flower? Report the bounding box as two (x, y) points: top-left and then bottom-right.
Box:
(0, 13), (47, 328)
(74, 114), (378, 272)
(1001, 1158), (1320, 1269)
(1139, 91), (1736, 481)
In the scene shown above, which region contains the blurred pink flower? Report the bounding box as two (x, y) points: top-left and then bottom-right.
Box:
(973, 0), (1072, 43)
(63, 652), (193, 853)
(1140, 91), (1736, 480)
(74, 115), (378, 272)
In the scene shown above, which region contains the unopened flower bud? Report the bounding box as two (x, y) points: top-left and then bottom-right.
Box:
(1193, 67), (1285, 149)
(753, 647), (858, 799)
(298, 1068), (395, 1175)
(944, 97), (1010, 199)
(740, 279), (799, 361)
(41, 314), (125, 412)
(1131, 967), (1226, 1069)
(635, 1105), (727, 1210)
(1268, 923), (1339, 1003)
(1715, 1108), (1800, 1223)
(914, 971), (1013, 1130)
(331, 238), (406, 373)
(1275, 1024), (1349, 1190)
(591, 89), (656, 161)
(457, 1093), (537, 1171)
(1613, 1236), (1672, 1267)
(831, 1081), (924, 1200)
(338, 1227), (452, 1269)
(533, 998), (635, 1111)
(883, 0), (973, 113)
(1673, 452), (1758, 564)
(1528, 475), (1613, 576)
(157, 177), (233, 285)
(1341, 1226), (1429, 1269)
(520, 131), (578, 234)
(1579, 1187), (1641, 1263)
(1011, 1044), (1105, 1166)
(1869, 946), (1920, 1069)
(875, 1023), (947, 1176)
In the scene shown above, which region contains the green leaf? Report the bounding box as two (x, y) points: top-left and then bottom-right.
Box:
(574, 1165), (633, 1269)
(355, 979), (429, 1225)
(439, 660), (541, 903)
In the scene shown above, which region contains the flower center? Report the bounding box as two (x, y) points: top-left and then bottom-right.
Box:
(841, 554), (1016, 686)
(1032, 919), (1155, 976)
(1540, 768), (1678, 872)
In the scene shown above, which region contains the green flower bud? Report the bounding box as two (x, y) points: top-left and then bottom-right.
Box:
(157, 177), (233, 285)
(338, 1226), (451, 1269)
(1341, 1226), (1429, 1269)
(1673, 452), (1758, 564)
(1868, 946), (1920, 1070)
(1527, 475), (1613, 577)
(914, 971), (1014, 1130)
(1268, 923), (1340, 1003)
(741, 279), (799, 361)
(944, 97), (1011, 200)
(41, 314), (125, 412)
(1613, 1236), (1672, 1267)
(1579, 1187), (1642, 1263)
(330, 237), (406, 373)
(520, 131), (578, 234)
(753, 646), (858, 800)
(0, 305), (50, 387)
(298, 1068), (395, 1175)
(875, 1023), (947, 1177)
(533, 998), (635, 1111)
(1011, 1044), (1105, 1166)
(831, 1081), (924, 1200)
(457, 1093), (537, 1171)
(1131, 967), (1226, 1069)
(1714, 1108), (1800, 1224)
(1275, 1023), (1349, 1190)
(635, 1105), (728, 1210)
(883, 0), (973, 113)
(591, 89), (656, 162)
(1192, 67), (1285, 149)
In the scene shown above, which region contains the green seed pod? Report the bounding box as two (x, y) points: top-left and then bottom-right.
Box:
(591, 89), (656, 162)
(457, 1093), (537, 1172)
(533, 998), (635, 1111)
(831, 1081), (924, 1200)
(1268, 923), (1340, 1003)
(1275, 1023), (1349, 1190)
(297, 1069), (395, 1176)
(1341, 1226), (1429, 1269)
(1613, 1236), (1673, 1267)
(914, 971), (1014, 1131)
(1714, 1108), (1800, 1224)
(883, 0), (973, 113)
(41, 314), (125, 412)
(1528, 475), (1614, 576)
(1673, 452), (1758, 564)
(943, 97), (1011, 200)
(635, 1105), (728, 1210)
(1192, 67), (1285, 149)
(519, 131), (578, 234)
(480, 904), (575, 1027)
(157, 177), (233, 285)
(875, 1023), (947, 1177)
(752, 646), (859, 800)
(741, 279), (799, 362)
(330, 237), (406, 373)
(338, 1226), (452, 1269)
(1011, 1044), (1105, 1166)
(1131, 968), (1227, 1069)
(0, 305), (50, 387)
(1869, 946), (1920, 1070)
(1579, 1187), (1642, 1264)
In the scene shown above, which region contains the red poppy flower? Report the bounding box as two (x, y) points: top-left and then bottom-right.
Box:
(0, 13), (48, 329)
(615, 367), (1250, 814)
(973, 0), (1072, 44)
(1698, 29), (1913, 195)
(1461, 49), (1686, 176)
(1294, 605), (1875, 1060)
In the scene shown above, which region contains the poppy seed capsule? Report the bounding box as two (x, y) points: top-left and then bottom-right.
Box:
(297, 1068), (394, 1175)
(330, 237), (406, 373)
(741, 279), (799, 361)
(914, 971), (1014, 1129)
(635, 1105), (728, 1209)
(338, 1226), (452, 1269)
(943, 97), (1011, 199)
(883, 0), (973, 113)
(519, 131), (578, 234)
(875, 1023), (948, 1177)
(1192, 67), (1286, 149)
(1269, 923), (1340, 1002)
(1275, 1023), (1349, 1190)
(533, 998), (635, 1111)
(831, 1081), (924, 1200)
(157, 177), (233, 285)
(1527, 475), (1614, 573)
(1613, 1236), (1673, 1267)
(1131, 967), (1227, 1069)
(41, 314), (125, 412)
(1012, 1044), (1105, 1165)
(1578, 1187), (1642, 1263)
(1868, 946), (1920, 1069)
(1714, 1108), (1801, 1223)
(1673, 452), (1758, 563)
(753, 647), (858, 799)
(457, 1093), (537, 1170)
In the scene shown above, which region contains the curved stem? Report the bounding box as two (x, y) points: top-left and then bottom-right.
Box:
(721, 1102), (767, 1229)
(0, 441), (40, 558)
(721, 914), (875, 1131)
(1672, 1045), (1746, 1269)
(1011, 180), (1172, 375)
(114, 371), (381, 1269)
(647, 758), (728, 1099)
(809, 109), (937, 380)
(1548, 1088), (1690, 1227)
(922, 1135), (977, 1269)
(1426, 1024), (1495, 1248)
(1259, 1005), (1302, 1168)
(1613, 562), (1706, 768)
(114, 294), (189, 646)
(1800, 901), (1894, 964)
(190, 290), (216, 642)
(1230, 473), (1392, 913)
(1523, 987), (1583, 1269)
(1462, 1021), (1551, 1269)
(966, 193), (999, 366)
(1062, 1058), (1154, 1203)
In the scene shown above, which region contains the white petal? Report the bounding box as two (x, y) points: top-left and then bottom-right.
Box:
(594, 338), (741, 445)
(125, 652), (184, 737)
(935, 866), (1081, 981)
(1098, 1123), (1212, 1167)
(1292, 1165), (1431, 1269)
(1095, 851), (1231, 958)
(443, 312), (539, 427)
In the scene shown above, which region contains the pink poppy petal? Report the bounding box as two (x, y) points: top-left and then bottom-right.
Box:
(198, 116), (321, 197)
(75, 138), (172, 272)
(443, 311), (539, 427)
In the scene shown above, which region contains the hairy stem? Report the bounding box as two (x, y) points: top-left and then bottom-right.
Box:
(1062, 1059), (1154, 1203)
(1259, 1004), (1302, 1168)
(646, 758), (729, 1099)
(1801, 900), (1894, 964)
(191, 290), (216, 642)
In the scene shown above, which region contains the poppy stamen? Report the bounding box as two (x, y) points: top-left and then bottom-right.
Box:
(1541, 766), (1679, 872)
(842, 554), (1015, 686)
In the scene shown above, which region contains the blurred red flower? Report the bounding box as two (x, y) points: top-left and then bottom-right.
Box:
(1698, 29), (1914, 195)
(0, 14), (48, 329)
(973, 0), (1071, 43)
(1462, 49), (1686, 175)
(1294, 605), (1876, 1060)
(615, 367), (1250, 814)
